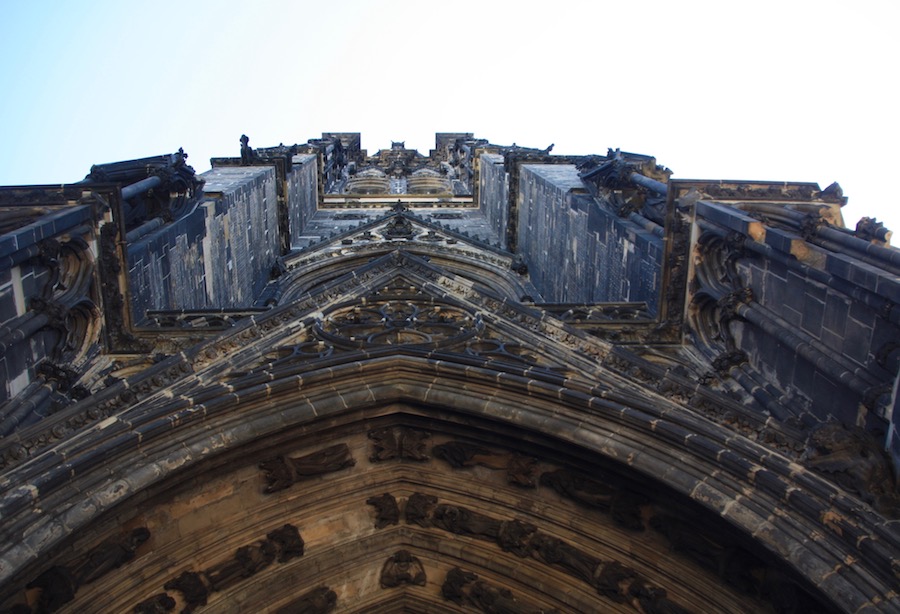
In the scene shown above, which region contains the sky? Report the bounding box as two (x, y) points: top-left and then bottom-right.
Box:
(1, 0), (898, 233)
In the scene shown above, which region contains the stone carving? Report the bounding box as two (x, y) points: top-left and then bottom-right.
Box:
(205, 541), (277, 591)
(368, 427), (430, 462)
(855, 216), (891, 242)
(441, 567), (556, 613)
(352, 493), (693, 612)
(405, 492), (437, 527)
(469, 581), (544, 614)
(26, 566), (78, 613)
(73, 527), (151, 585)
(711, 349), (748, 376)
(235, 541), (276, 576)
(540, 469), (645, 530)
(528, 533), (601, 586)
(507, 454), (538, 488)
(23, 528), (151, 613)
(802, 423), (900, 516)
(267, 524), (305, 563)
(259, 443), (355, 493)
(158, 524), (304, 610)
(433, 441), (495, 468)
(432, 504), (502, 541)
(164, 571), (209, 613)
(240, 134), (256, 164)
(367, 493), (400, 528)
(497, 519), (537, 557)
(441, 567), (478, 605)
(380, 550), (427, 588)
(540, 469), (614, 506)
(207, 525), (300, 590)
(716, 288), (753, 322)
(274, 586), (337, 614)
(384, 215), (414, 239)
(133, 593), (176, 613)
(433, 441), (537, 487)
(595, 561), (637, 603)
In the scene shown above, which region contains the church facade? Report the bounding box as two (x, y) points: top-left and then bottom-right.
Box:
(0, 133), (897, 612)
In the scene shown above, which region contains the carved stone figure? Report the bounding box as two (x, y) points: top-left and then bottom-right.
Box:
(434, 442), (536, 486)
(73, 527), (151, 585)
(368, 427), (430, 462)
(497, 519), (537, 557)
(528, 533), (601, 586)
(367, 493), (400, 528)
(441, 567), (478, 605)
(133, 593), (176, 613)
(433, 441), (496, 468)
(237, 540), (277, 576)
(259, 443), (356, 493)
(595, 561), (636, 603)
(405, 492), (437, 526)
(469, 581), (534, 614)
(432, 504), (502, 541)
(200, 557), (243, 593)
(507, 454), (538, 488)
(441, 568), (556, 614)
(383, 216), (414, 239)
(267, 524), (305, 563)
(206, 540), (277, 591)
(240, 134), (255, 164)
(164, 571), (209, 613)
(27, 566), (78, 613)
(274, 586), (337, 614)
(380, 550), (427, 588)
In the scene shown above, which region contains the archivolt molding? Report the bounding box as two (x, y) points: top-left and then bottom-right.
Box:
(0, 412), (841, 613)
(0, 347), (896, 612)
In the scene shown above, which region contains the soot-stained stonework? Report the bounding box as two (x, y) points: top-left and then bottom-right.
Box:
(0, 134), (898, 613)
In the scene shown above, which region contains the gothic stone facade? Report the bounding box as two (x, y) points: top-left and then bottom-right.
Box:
(0, 134), (897, 613)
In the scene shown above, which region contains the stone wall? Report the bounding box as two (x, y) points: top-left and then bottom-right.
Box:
(478, 153), (508, 249)
(0, 204), (97, 411)
(126, 166), (280, 319)
(516, 164), (662, 308)
(287, 154), (318, 248)
(692, 199), (900, 466)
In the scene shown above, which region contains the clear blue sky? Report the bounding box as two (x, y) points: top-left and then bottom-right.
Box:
(2, 1), (898, 233)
